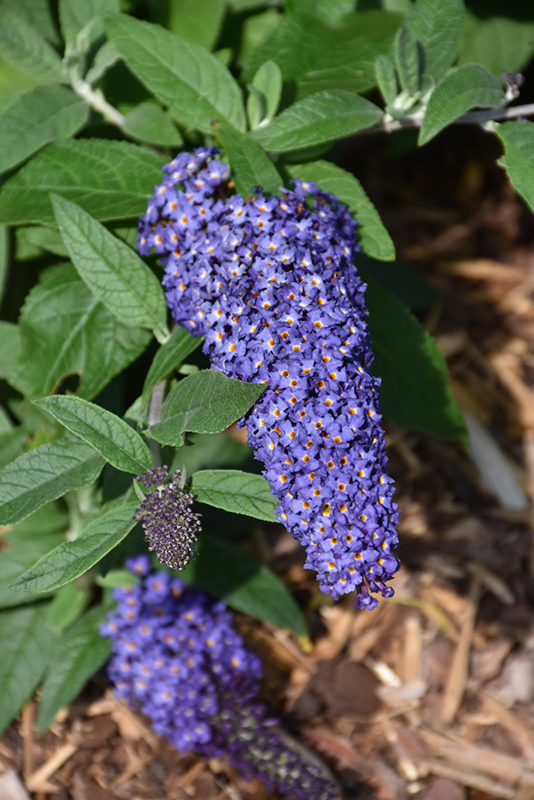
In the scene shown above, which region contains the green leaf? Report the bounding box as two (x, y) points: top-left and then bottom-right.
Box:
(103, 14), (246, 133)
(357, 252), (436, 312)
(181, 534), (307, 634)
(0, 407), (13, 435)
(0, 86), (88, 175)
(243, 11), (401, 97)
(192, 469), (277, 522)
(405, 0), (464, 83)
(9, 501), (139, 593)
(247, 85), (264, 131)
(0, 8), (63, 86)
(149, 370), (265, 445)
(0, 505), (65, 609)
(20, 226), (68, 257)
(288, 0), (355, 25)
(35, 396), (153, 474)
(0, 437), (104, 525)
(95, 568), (139, 588)
(0, 91), (29, 113)
(214, 48), (232, 67)
(46, 582), (90, 631)
(110, 223), (138, 249)
(0, 0), (60, 46)
(9, 265), (151, 400)
(253, 60), (282, 120)
(122, 101), (183, 147)
(394, 25), (420, 95)
(238, 8), (281, 66)
(0, 139), (166, 226)
(0, 428), (27, 471)
(0, 322), (21, 379)
(375, 55), (399, 106)
(496, 121), (534, 214)
(52, 195), (168, 338)
(7, 501), (68, 533)
(38, 605), (111, 735)
(419, 64), (503, 145)
(15, 225), (44, 261)
(157, 0), (227, 51)
(252, 90), (382, 152)
(0, 66), (35, 96)
(231, 0), (274, 12)
(141, 326), (202, 407)
(85, 39), (120, 85)
(247, 59), (282, 128)
(59, 0), (119, 48)
(459, 12), (534, 77)
(289, 161), (395, 261)
(215, 122), (282, 197)
(363, 272), (466, 441)
(0, 224), (7, 305)
(0, 603), (54, 735)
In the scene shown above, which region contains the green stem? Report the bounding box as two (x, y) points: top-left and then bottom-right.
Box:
(66, 58), (125, 128)
(147, 380), (166, 467)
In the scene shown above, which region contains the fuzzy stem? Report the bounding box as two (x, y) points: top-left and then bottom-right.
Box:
(147, 380), (166, 467)
(66, 60), (125, 128)
(358, 101), (534, 137)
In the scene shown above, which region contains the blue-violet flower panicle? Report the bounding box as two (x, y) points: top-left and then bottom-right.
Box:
(138, 148), (400, 609)
(100, 558), (338, 799)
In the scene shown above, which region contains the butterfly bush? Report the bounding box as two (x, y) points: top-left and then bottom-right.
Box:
(101, 557), (337, 799)
(138, 147), (399, 609)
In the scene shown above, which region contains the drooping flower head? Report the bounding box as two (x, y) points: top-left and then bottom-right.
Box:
(138, 148), (400, 609)
(101, 559), (337, 799)
(134, 466), (200, 571)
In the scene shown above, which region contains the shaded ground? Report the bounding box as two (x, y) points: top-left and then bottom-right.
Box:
(2, 124), (534, 800)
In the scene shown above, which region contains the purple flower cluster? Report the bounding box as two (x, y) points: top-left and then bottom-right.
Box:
(134, 466), (200, 571)
(101, 558), (337, 799)
(138, 147), (399, 609)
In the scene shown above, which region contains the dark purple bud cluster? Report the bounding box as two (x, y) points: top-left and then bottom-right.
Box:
(100, 558), (337, 799)
(134, 466), (200, 571)
(138, 148), (399, 609)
